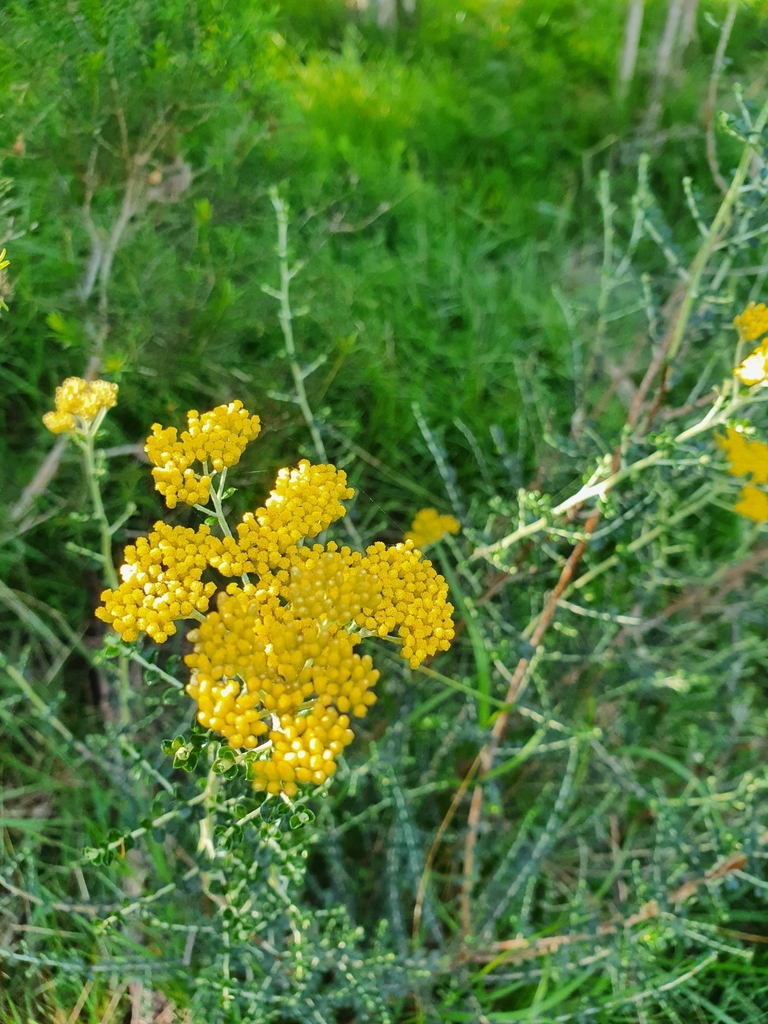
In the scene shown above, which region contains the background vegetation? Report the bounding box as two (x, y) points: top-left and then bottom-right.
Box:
(4, 0), (768, 1020)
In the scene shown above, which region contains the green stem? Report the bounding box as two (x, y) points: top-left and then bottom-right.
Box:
(210, 468), (234, 539)
(666, 94), (768, 363)
(269, 188), (328, 464)
(473, 386), (739, 561)
(82, 426), (118, 590)
(81, 418), (130, 726)
(209, 469), (250, 586)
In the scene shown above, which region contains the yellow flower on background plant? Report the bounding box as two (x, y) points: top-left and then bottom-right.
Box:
(42, 377), (118, 434)
(716, 426), (768, 524)
(734, 485), (768, 523)
(405, 507), (461, 548)
(734, 301), (768, 343)
(716, 427), (768, 484)
(733, 302), (768, 386)
(734, 343), (768, 387)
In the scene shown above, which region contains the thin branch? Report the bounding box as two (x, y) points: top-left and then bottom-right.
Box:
(642, 0), (685, 136)
(618, 0), (646, 101)
(459, 507), (602, 937)
(460, 851), (748, 965)
(704, 0), (738, 195)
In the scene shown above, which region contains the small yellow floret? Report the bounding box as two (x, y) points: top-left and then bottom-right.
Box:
(733, 485), (768, 523)
(405, 507), (461, 548)
(734, 302), (768, 343)
(42, 411), (77, 434)
(42, 376), (118, 434)
(145, 400), (260, 509)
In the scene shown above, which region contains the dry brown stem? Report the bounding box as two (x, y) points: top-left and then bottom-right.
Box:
(459, 851), (748, 966)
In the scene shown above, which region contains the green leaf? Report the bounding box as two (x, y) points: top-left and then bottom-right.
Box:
(290, 808), (316, 830)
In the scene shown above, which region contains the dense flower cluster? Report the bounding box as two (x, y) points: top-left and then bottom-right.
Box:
(145, 400), (261, 509)
(185, 552), (383, 795)
(42, 377), (118, 434)
(734, 302), (768, 343)
(234, 461), (354, 577)
(96, 523), (219, 642)
(717, 427), (768, 524)
(90, 395), (455, 794)
(358, 541), (455, 667)
(405, 507), (461, 548)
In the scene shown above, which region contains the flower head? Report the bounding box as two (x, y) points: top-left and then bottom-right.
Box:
(716, 427), (768, 524)
(716, 427), (768, 485)
(358, 540), (455, 668)
(95, 522), (220, 643)
(91, 399), (456, 795)
(145, 400), (260, 509)
(43, 377), (118, 434)
(234, 460), (353, 578)
(405, 507), (461, 548)
(734, 302), (768, 344)
(184, 575), (380, 795)
(734, 341), (768, 387)
(733, 485), (768, 523)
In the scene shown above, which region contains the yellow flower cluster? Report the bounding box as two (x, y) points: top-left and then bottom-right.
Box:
(734, 344), (768, 387)
(234, 460), (354, 577)
(734, 302), (768, 343)
(717, 427), (768, 524)
(405, 507), (461, 548)
(288, 546), (381, 627)
(95, 523), (219, 642)
(145, 400), (260, 509)
(734, 486), (768, 522)
(42, 377), (118, 434)
(358, 541), (455, 668)
(733, 303), (768, 387)
(87, 391), (456, 795)
(185, 553), (382, 795)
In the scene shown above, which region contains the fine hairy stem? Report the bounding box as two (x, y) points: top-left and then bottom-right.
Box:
(209, 469), (235, 539)
(81, 420), (118, 591)
(266, 188), (328, 463)
(80, 417), (131, 726)
(205, 469), (250, 586)
(264, 188), (363, 548)
(666, 93), (768, 364)
(705, 0), (738, 195)
(471, 397), (726, 560)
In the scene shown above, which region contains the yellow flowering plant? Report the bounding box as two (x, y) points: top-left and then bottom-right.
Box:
(733, 302), (768, 387)
(405, 507), (461, 548)
(713, 306), (768, 524)
(45, 387), (455, 799)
